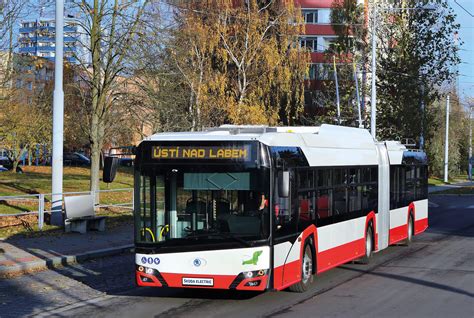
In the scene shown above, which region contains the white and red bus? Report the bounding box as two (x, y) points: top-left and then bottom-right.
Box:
(120, 124), (428, 292)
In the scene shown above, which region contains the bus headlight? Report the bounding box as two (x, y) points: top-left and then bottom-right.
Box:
(243, 269), (267, 279)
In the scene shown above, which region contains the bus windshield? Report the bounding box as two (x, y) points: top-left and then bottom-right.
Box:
(136, 167), (270, 246)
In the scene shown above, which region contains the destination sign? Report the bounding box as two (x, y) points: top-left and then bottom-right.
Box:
(151, 145), (252, 160)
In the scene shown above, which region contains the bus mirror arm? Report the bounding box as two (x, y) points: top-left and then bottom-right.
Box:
(278, 171), (290, 198)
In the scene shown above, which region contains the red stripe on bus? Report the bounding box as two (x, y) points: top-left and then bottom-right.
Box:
(389, 224), (408, 245)
(415, 217), (428, 235)
(136, 272), (162, 287)
(317, 238), (366, 274)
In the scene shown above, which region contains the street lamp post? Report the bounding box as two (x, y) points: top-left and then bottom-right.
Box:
(469, 105), (473, 181)
(51, 0), (64, 225)
(444, 95), (450, 183)
(370, 5), (377, 139)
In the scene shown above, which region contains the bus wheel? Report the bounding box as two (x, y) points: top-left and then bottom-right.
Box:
(289, 244), (314, 293)
(405, 214), (414, 245)
(360, 225), (373, 264)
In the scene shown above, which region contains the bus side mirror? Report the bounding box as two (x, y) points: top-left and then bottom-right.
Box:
(103, 156), (119, 183)
(278, 171), (290, 198)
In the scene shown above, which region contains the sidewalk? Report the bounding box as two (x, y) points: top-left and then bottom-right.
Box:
(0, 224), (133, 277)
(428, 180), (474, 193)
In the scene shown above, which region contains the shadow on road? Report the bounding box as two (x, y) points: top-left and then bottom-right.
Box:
(338, 265), (474, 298)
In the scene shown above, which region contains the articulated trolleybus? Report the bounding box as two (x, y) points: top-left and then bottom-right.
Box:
(127, 124), (428, 292)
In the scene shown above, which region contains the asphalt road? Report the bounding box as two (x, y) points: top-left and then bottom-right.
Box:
(1, 195), (473, 318)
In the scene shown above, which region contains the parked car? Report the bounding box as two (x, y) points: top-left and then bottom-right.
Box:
(0, 149), (10, 167)
(0, 166), (8, 172)
(119, 157), (134, 167)
(64, 152), (91, 166)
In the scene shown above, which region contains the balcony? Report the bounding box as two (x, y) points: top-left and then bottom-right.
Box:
(295, 0), (334, 9)
(19, 47), (38, 53)
(304, 24), (336, 36)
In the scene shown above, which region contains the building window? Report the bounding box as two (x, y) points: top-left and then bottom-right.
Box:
(303, 10), (318, 24)
(300, 37), (318, 52)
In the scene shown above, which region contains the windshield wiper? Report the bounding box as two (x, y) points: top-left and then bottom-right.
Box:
(186, 230), (252, 247)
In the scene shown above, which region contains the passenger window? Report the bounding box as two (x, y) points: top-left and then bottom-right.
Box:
(298, 192), (315, 231)
(348, 168), (360, 184)
(316, 189), (333, 220)
(317, 169), (332, 187)
(334, 168), (346, 186)
(333, 186), (347, 215)
(361, 184), (378, 212)
(348, 184), (362, 213)
(298, 169), (313, 189)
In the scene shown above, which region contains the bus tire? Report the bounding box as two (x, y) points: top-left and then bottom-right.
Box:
(360, 225), (373, 264)
(289, 243), (314, 293)
(405, 214), (414, 245)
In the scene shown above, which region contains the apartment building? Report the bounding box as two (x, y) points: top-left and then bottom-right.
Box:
(296, 0), (367, 110)
(18, 17), (85, 63)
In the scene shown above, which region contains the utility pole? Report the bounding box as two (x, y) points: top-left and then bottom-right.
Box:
(353, 61), (363, 128)
(370, 4), (377, 139)
(444, 95), (450, 183)
(333, 56), (341, 124)
(51, 0), (64, 225)
(420, 82), (425, 150)
(369, 3), (435, 141)
(469, 105), (472, 181)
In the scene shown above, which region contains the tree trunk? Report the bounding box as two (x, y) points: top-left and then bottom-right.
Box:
(90, 111), (104, 198)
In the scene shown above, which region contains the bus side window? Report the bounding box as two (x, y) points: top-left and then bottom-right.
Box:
(298, 191), (315, 231)
(316, 189), (332, 220)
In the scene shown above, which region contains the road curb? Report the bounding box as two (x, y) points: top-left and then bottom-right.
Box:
(430, 193), (474, 196)
(0, 244), (134, 278)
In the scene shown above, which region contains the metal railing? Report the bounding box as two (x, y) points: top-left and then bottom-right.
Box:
(0, 188), (133, 230)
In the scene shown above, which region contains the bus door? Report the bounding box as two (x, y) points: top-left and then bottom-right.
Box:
(273, 169), (299, 288)
(376, 143), (390, 251)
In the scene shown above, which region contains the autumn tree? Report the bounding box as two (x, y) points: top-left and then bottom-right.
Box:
(425, 91), (469, 177)
(316, 0), (367, 126)
(375, 0), (461, 142)
(0, 56), (53, 172)
(70, 0), (150, 193)
(157, 0), (308, 129)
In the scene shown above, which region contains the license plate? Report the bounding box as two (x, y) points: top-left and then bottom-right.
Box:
(182, 277), (214, 286)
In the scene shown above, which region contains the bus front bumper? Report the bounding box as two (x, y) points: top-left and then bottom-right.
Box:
(136, 265), (269, 290)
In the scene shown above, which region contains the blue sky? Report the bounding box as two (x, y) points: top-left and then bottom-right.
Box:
(451, 0), (474, 101)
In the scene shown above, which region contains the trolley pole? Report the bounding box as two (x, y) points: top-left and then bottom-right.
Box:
(51, 0), (64, 225)
(444, 95), (450, 183)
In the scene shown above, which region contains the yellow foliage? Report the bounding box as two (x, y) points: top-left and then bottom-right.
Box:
(170, 0), (309, 128)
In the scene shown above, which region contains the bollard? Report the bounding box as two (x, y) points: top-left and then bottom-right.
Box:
(38, 194), (45, 230)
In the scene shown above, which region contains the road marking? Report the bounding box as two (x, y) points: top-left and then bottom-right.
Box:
(428, 202), (439, 208)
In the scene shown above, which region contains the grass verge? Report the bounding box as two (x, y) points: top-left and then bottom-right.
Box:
(432, 186), (474, 195)
(0, 166), (133, 215)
